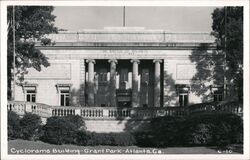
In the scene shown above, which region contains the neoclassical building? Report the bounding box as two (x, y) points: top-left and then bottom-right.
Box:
(14, 27), (226, 108)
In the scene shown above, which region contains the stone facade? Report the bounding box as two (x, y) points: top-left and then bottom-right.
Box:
(15, 27), (227, 108)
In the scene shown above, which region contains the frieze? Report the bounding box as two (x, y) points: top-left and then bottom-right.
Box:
(42, 49), (222, 60)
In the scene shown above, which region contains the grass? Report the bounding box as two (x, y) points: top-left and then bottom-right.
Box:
(8, 139), (243, 154)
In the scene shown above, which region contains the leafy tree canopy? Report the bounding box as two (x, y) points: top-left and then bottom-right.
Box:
(211, 7), (243, 100)
(189, 7), (243, 102)
(7, 6), (58, 99)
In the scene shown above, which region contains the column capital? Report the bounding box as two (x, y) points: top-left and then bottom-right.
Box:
(108, 59), (118, 64)
(86, 59), (96, 64)
(130, 59), (140, 64)
(153, 59), (162, 63)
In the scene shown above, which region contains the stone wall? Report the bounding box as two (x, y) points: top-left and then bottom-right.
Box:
(14, 48), (224, 107)
(15, 59), (81, 106)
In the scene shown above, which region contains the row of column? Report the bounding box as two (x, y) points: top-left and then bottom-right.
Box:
(86, 59), (162, 107)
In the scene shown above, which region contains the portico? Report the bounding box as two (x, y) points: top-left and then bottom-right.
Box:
(84, 59), (163, 108)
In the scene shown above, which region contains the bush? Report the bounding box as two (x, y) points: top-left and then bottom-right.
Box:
(111, 132), (136, 146)
(41, 115), (86, 145)
(64, 115), (86, 130)
(182, 112), (243, 146)
(133, 132), (155, 147)
(135, 112), (243, 147)
(8, 111), (21, 140)
(86, 132), (136, 146)
(135, 116), (185, 147)
(75, 130), (90, 146)
(19, 113), (42, 140)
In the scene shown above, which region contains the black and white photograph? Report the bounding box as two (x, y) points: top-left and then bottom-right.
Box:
(1, 0), (249, 160)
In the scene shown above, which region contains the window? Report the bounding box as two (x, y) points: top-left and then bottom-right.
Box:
(23, 84), (37, 103)
(213, 92), (223, 102)
(141, 69), (149, 83)
(120, 69), (128, 82)
(176, 84), (190, 107)
(98, 69), (107, 82)
(179, 93), (188, 107)
(211, 86), (223, 102)
(56, 84), (72, 106)
(26, 90), (36, 102)
(119, 69), (128, 89)
(60, 90), (70, 106)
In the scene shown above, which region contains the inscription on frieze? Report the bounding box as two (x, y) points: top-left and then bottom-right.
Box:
(102, 50), (149, 57)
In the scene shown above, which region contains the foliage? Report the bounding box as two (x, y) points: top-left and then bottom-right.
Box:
(211, 7), (243, 101)
(182, 112), (242, 146)
(134, 132), (155, 147)
(19, 113), (42, 140)
(86, 132), (136, 146)
(75, 130), (90, 146)
(110, 132), (136, 146)
(151, 116), (185, 147)
(41, 116), (86, 145)
(8, 111), (21, 140)
(135, 116), (185, 147)
(7, 6), (58, 99)
(64, 115), (86, 130)
(189, 7), (243, 102)
(189, 44), (225, 102)
(135, 112), (243, 147)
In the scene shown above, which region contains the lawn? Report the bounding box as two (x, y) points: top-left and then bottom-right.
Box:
(8, 139), (243, 154)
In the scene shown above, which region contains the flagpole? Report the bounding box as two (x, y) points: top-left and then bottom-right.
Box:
(12, 6), (16, 101)
(123, 6), (125, 27)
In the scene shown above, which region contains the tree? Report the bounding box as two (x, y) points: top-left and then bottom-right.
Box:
(7, 6), (58, 99)
(211, 7), (243, 101)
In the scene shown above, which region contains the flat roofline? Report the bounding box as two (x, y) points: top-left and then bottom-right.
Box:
(36, 42), (217, 50)
(57, 30), (212, 34)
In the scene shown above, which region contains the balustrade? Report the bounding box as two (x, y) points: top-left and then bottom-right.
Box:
(7, 101), (243, 120)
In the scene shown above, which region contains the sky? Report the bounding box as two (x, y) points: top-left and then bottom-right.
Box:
(52, 6), (217, 32)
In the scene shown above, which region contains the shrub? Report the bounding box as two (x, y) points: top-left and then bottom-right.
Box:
(8, 111), (21, 140)
(151, 116), (185, 147)
(135, 116), (185, 147)
(111, 132), (136, 146)
(211, 113), (243, 145)
(41, 115), (87, 145)
(135, 112), (243, 147)
(133, 132), (155, 147)
(64, 115), (86, 130)
(86, 132), (113, 146)
(182, 112), (243, 146)
(86, 132), (136, 146)
(75, 130), (90, 146)
(19, 113), (42, 140)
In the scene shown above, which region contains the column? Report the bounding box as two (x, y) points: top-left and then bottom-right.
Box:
(108, 59), (118, 107)
(79, 59), (85, 106)
(153, 59), (162, 107)
(87, 59), (95, 106)
(130, 59), (140, 107)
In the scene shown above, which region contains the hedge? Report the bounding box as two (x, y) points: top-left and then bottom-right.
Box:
(136, 112), (243, 147)
(8, 111), (242, 147)
(40, 115), (86, 145)
(8, 111), (21, 140)
(19, 113), (42, 140)
(8, 112), (42, 140)
(86, 132), (136, 146)
(182, 112), (243, 146)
